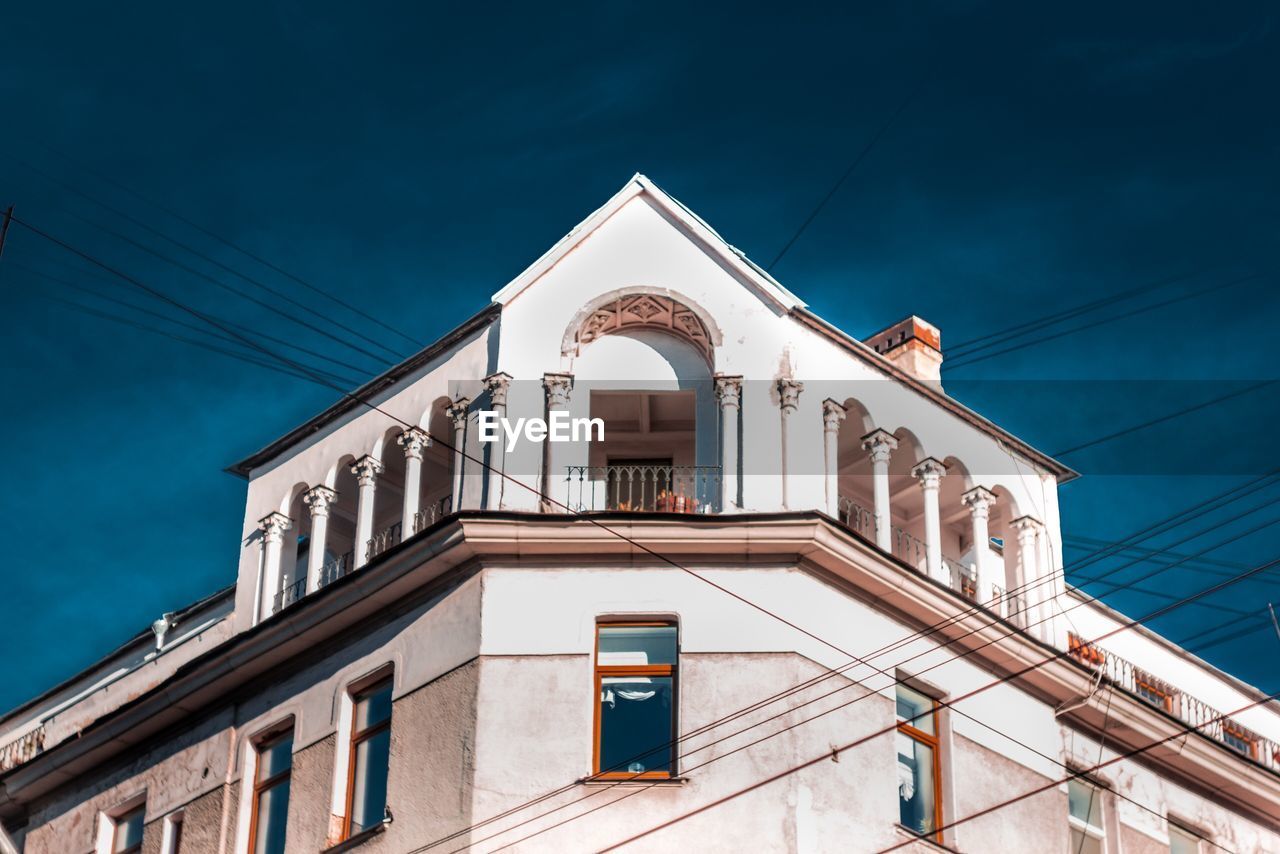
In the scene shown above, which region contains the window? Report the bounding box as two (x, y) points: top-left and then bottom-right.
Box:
(594, 622), (677, 778)
(161, 811), (184, 854)
(1068, 778), (1107, 854)
(1134, 675), (1175, 713)
(1221, 722), (1258, 759)
(1169, 823), (1202, 854)
(345, 677), (392, 838)
(249, 728), (292, 854)
(895, 684), (942, 840)
(111, 803), (145, 854)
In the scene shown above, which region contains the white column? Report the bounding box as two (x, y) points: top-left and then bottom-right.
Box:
(860, 429), (898, 551)
(912, 457), (947, 583)
(1010, 515), (1043, 630)
(483, 372), (512, 510)
(398, 427), (430, 535)
(821, 398), (846, 517)
(257, 511), (292, 619)
(715, 375), (742, 511)
(351, 455), (382, 568)
(777, 378), (803, 509)
(447, 397), (470, 512)
(302, 485), (336, 594)
(542, 373), (573, 511)
(961, 486), (996, 605)
(1035, 520), (1061, 645)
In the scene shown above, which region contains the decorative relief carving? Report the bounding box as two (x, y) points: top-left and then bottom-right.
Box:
(574, 293), (713, 361)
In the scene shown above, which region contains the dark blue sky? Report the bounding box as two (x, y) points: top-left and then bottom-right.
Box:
(2, 2), (1278, 712)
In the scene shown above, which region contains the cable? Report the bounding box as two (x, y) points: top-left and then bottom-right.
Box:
(28, 151), (425, 351)
(943, 272), (1263, 371)
(766, 85), (921, 271)
(1051, 380), (1276, 458)
(945, 268), (1216, 355)
(17, 262), (374, 380)
(873, 692), (1279, 853)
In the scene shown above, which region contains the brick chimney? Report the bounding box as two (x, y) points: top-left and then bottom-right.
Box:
(864, 316), (943, 384)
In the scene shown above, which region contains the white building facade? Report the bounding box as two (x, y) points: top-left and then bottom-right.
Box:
(1, 175), (1277, 854)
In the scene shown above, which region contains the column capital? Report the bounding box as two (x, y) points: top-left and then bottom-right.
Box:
(483, 372), (513, 408)
(543, 372), (573, 409)
(822, 398), (847, 432)
(257, 511), (292, 543)
(860, 428), (899, 462)
(910, 457), (947, 489)
(1009, 514), (1044, 536)
(961, 485), (997, 517)
(714, 374), (743, 408)
(302, 485), (338, 516)
(397, 426), (431, 460)
(447, 397), (471, 429)
(351, 455), (383, 487)
(776, 378), (804, 415)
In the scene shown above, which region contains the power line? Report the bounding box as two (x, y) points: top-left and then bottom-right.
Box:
(943, 272), (1263, 371)
(945, 268), (1214, 355)
(30, 151), (426, 351)
(1052, 380), (1276, 457)
(766, 86), (921, 271)
(16, 262), (373, 381)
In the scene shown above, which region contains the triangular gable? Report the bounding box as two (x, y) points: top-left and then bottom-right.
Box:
(490, 173), (806, 311)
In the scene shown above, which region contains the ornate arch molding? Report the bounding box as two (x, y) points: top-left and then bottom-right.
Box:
(561, 287), (723, 365)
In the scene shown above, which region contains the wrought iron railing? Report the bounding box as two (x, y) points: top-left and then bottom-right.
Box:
(1067, 632), (1280, 773)
(565, 464), (720, 513)
(893, 525), (927, 569)
(991, 584), (1028, 627)
(837, 496), (875, 541)
(413, 494), (453, 534)
(318, 550), (354, 587)
(367, 521), (402, 561)
(0, 726), (44, 773)
(943, 557), (977, 601)
(272, 577), (307, 614)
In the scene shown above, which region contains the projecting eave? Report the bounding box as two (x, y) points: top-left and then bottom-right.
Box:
(790, 307), (1079, 482)
(226, 302), (501, 479)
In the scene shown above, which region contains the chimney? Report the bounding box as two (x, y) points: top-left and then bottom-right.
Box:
(864, 316), (943, 384)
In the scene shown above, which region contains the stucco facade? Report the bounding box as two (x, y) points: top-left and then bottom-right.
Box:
(2, 176), (1277, 853)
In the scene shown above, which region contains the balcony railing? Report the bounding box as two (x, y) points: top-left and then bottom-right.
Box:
(0, 726), (44, 773)
(367, 521), (402, 561)
(565, 464), (720, 513)
(1068, 633), (1280, 773)
(943, 556), (978, 601)
(319, 550), (354, 587)
(837, 496), (875, 541)
(272, 577), (307, 614)
(413, 494), (453, 534)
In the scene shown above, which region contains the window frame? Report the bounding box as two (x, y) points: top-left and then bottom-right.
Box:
(1168, 820), (1204, 854)
(1067, 776), (1108, 854)
(161, 810), (184, 854)
(895, 685), (944, 842)
(247, 724), (293, 854)
(110, 802), (146, 854)
(342, 676), (394, 840)
(592, 620), (679, 780)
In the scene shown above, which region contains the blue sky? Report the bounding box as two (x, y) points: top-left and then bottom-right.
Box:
(1, 1), (1278, 712)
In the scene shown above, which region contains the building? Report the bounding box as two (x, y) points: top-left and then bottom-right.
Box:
(1, 175), (1277, 854)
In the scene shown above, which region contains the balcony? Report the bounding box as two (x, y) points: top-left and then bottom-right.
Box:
(565, 464), (721, 513)
(1068, 633), (1280, 772)
(838, 495), (979, 602)
(0, 726), (44, 773)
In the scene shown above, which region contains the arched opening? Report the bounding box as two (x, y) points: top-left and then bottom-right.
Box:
(938, 457), (976, 598)
(366, 428), (407, 560)
(323, 455), (359, 585)
(276, 484), (311, 613)
(567, 327), (717, 512)
(419, 399), (456, 527)
(887, 428), (929, 571)
(563, 290), (721, 368)
(834, 398), (876, 539)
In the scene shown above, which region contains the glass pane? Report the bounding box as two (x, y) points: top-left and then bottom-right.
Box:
(599, 675), (674, 774)
(253, 779), (290, 854)
(350, 727), (391, 834)
(1070, 827), (1103, 854)
(257, 733), (293, 781)
(1068, 779), (1104, 829)
(896, 731), (936, 835)
(1169, 825), (1200, 854)
(113, 806), (145, 853)
(355, 681), (393, 732)
(598, 625), (677, 666)
(895, 685), (935, 735)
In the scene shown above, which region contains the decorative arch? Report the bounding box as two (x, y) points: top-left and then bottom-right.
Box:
(561, 288), (723, 366)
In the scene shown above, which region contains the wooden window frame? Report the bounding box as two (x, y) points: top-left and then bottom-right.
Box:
(342, 676), (393, 840)
(592, 620), (678, 780)
(1134, 674), (1175, 713)
(1221, 721), (1259, 760)
(1067, 777), (1108, 854)
(111, 803), (145, 854)
(895, 690), (944, 843)
(247, 726), (293, 854)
